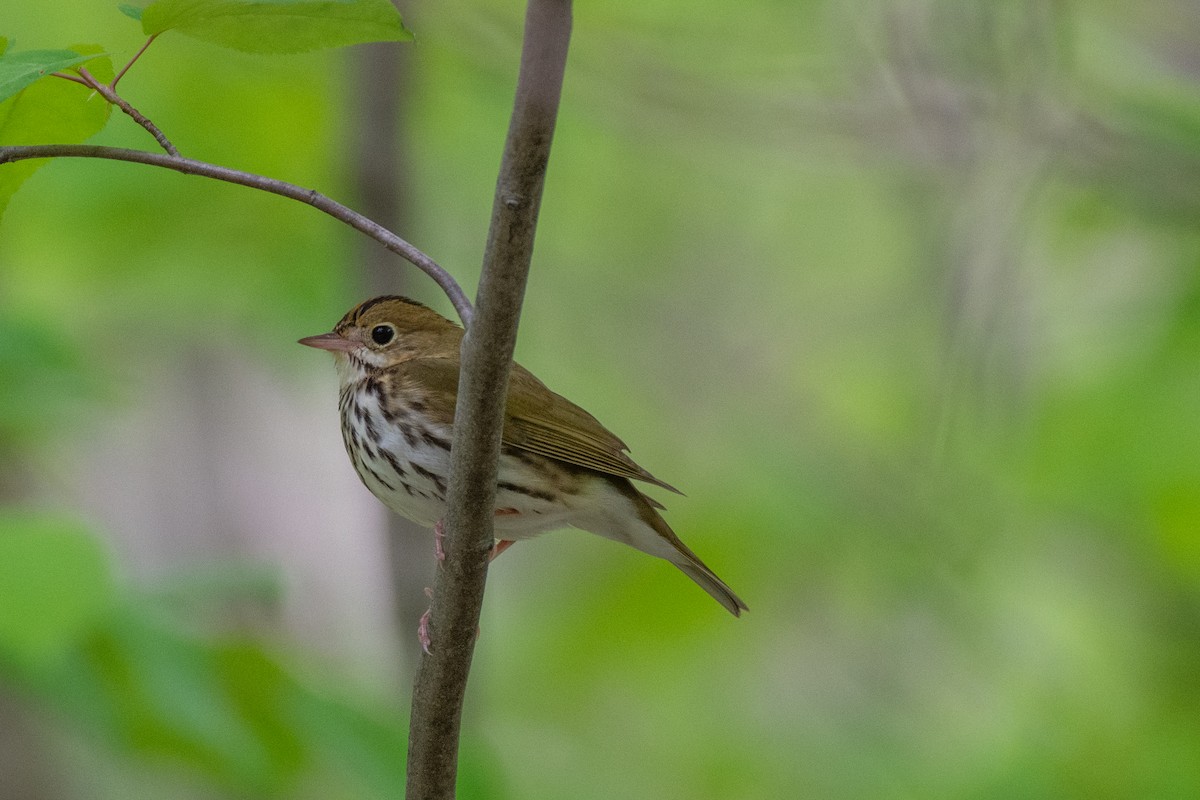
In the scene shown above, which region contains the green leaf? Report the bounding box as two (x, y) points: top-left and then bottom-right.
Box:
(63, 43), (116, 85)
(0, 38), (9, 57)
(119, 3), (146, 21)
(0, 313), (108, 449)
(140, 0), (413, 54)
(49, 607), (419, 794)
(0, 515), (115, 671)
(0, 47), (113, 220)
(141, 562), (284, 618)
(57, 613), (307, 792)
(0, 48), (100, 104)
(288, 689), (408, 796)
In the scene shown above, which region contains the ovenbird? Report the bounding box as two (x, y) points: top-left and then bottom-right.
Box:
(300, 296), (746, 616)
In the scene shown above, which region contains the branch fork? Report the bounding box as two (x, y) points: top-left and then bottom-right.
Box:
(52, 36), (177, 154)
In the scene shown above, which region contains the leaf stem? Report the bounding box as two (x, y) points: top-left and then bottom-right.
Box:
(0, 144), (473, 324)
(112, 34), (159, 89)
(49, 71), (92, 87)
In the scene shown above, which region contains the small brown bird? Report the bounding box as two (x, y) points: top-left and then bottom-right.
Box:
(300, 296), (746, 616)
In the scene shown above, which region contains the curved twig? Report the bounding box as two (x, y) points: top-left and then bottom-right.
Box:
(112, 35), (159, 89)
(0, 144), (474, 324)
(50, 71), (91, 88)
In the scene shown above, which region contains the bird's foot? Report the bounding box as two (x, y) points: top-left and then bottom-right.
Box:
(418, 586), (434, 654)
(420, 512), (514, 653)
(433, 519), (446, 563)
(418, 608), (432, 654)
(435, 511), (516, 564)
(417, 587), (484, 655)
(490, 508), (518, 562)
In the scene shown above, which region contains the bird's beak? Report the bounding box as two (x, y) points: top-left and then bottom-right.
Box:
(298, 332), (357, 353)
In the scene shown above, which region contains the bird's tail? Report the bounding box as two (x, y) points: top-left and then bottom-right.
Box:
(670, 555), (749, 617)
(608, 481), (748, 617)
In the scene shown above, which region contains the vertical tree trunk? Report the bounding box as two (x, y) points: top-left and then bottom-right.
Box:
(404, 1), (573, 797)
(349, 12), (437, 676)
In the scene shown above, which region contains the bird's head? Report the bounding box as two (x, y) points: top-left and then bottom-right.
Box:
(299, 295), (462, 376)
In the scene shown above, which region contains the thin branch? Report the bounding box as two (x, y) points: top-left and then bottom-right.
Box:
(112, 34), (159, 89)
(76, 67), (178, 156)
(404, 0), (573, 798)
(50, 71), (92, 88)
(0, 144), (474, 323)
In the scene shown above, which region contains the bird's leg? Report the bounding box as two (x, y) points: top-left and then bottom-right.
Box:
(438, 511), (514, 562)
(420, 513), (513, 653)
(491, 508), (518, 561)
(420, 521), (446, 654)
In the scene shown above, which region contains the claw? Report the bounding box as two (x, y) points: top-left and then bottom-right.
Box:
(418, 586), (434, 654)
(418, 607), (432, 654)
(434, 519), (446, 562)
(421, 523), (510, 653)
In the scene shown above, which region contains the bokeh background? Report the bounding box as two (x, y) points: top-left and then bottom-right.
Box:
(4, 1), (1200, 798)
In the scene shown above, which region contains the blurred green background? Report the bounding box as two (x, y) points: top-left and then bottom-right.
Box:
(4, 1), (1200, 798)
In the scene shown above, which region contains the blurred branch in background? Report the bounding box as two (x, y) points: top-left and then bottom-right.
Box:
(863, 2), (1072, 456)
(346, 2), (435, 677)
(0, 690), (67, 800)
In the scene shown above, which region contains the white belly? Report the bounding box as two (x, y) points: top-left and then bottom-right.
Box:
(341, 393), (586, 538)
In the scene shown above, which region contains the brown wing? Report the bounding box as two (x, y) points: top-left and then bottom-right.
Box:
(389, 357), (681, 495)
(382, 358), (460, 427)
(504, 364), (681, 494)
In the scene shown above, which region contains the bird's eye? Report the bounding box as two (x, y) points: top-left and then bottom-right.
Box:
(371, 325), (395, 345)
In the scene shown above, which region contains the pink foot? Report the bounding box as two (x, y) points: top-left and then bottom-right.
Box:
(420, 513), (515, 653)
(417, 587), (481, 654)
(491, 508), (518, 562)
(433, 519), (446, 562)
(418, 608), (432, 654)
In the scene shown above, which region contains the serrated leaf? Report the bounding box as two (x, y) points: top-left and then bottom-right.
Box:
(119, 3), (146, 21)
(0, 515), (115, 670)
(140, 0), (412, 54)
(0, 50), (113, 220)
(0, 48), (100, 104)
